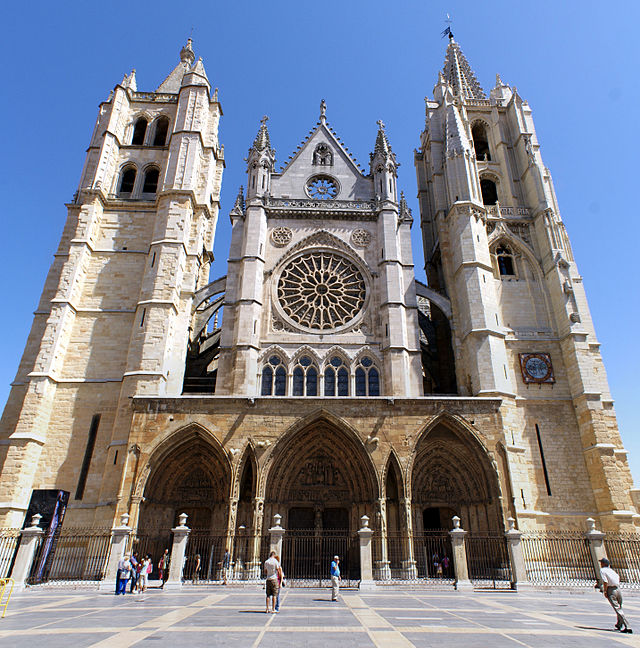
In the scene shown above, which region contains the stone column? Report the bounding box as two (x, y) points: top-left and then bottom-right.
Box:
(164, 513), (190, 591)
(449, 516), (472, 591)
(269, 514), (285, 558)
(11, 514), (44, 590)
(246, 496), (264, 580)
(99, 513), (132, 591)
(505, 517), (529, 590)
(375, 498), (390, 580)
(400, 498), (417, 579)
(358, 515), (375, 590)
(585, 517), (607, 587)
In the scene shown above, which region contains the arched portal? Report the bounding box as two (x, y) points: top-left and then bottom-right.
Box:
(264, 418), (378, 531)
(138, 428), (231, 532)
(264, 418), (378, 583)
(411, 421), (502, 534)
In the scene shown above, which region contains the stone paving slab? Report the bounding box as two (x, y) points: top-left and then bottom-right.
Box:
(0, 587), (639, 647)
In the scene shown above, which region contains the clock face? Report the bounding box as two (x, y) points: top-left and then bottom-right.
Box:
(519, 353), (554, 384)
(306, 175), (338, 200)
(525, 357), (549, 379)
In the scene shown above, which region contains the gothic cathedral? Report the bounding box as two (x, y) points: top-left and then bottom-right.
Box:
(0, 36), (637, 569)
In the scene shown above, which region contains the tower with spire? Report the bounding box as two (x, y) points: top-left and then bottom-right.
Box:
(0, 41), (224, 526)
(415, 36), (637, 531)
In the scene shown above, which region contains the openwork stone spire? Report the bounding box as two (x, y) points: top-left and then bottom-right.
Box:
(442, 38), (486, 100)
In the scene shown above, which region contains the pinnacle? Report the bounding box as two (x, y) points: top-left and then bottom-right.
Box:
(442, 39), (486, 100)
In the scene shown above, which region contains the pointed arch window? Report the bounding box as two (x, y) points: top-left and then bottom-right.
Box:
(153, 117), (170, 146)
(261, 355), (286, 396)
(131, 118), (148, 145)
(118, 166), (137, 197)
(496, 245), (515, 276)
(324, 356), (348, 396)
(472, 123), (491, 161)
(355, 356), (380, 396)
(142, 167), (160, 194)
(480, 178), (498, 205)
(292, 355), (318, 396)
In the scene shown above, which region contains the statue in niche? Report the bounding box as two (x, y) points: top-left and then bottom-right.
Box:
(313, 143), (333, 166)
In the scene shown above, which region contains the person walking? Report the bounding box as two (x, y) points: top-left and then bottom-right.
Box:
(264, 550), (280, 613)
(599, 558), (633, 633)
(330, 555), (341, 601)
(158, 549), (170, 588)
(115, 554), (131, 595)
(222, 548), (231, 585)
(129, 551), (139, 593)
(193, 553), (201, 585)
(275, 554), (285, 613)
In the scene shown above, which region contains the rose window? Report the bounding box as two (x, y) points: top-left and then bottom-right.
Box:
(306, 175), (339, 200)
(277, 252), (366, 330)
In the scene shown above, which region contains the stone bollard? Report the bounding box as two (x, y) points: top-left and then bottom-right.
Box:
(269, 513), (285, 559)
(449, 516), (473, 591)
(505, 517), (530, 590)
(164, 513), (190, 590)
(585, 517), (607, 587)
(99, 513), (132, 591)
(11, 514), (44, 590)
(358, 515), (375, 590)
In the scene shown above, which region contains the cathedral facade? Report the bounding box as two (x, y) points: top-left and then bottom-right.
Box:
(0, 36), (637, 573)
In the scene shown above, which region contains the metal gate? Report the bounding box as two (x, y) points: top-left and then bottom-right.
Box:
(466, 534), (513, 589)
(282, 530), (359, 587)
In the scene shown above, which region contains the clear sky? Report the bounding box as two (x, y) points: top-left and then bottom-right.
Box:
(1, 1), (639, 482)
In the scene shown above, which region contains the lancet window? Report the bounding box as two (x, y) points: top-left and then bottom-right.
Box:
(261, 356), (287, 396)
(355, 356), (380, 396)
(292, 355), (318, 396)
(324, 356), (349, 396)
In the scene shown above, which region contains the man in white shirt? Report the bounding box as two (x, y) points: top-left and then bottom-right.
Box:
(264, 551), (280, 613)
(599, 558), (632, 633)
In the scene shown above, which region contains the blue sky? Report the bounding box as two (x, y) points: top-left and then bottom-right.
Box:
(1, 1), (639, 482)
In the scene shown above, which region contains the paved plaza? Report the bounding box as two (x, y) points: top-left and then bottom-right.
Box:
(0, 585), (639, 647)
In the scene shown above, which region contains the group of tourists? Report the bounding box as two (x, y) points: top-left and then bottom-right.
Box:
(115, 548), (170, 595)
(263, 551), (342, 612)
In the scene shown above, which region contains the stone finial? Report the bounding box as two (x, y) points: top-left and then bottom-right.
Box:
(180, 38), (195, 66)
(507, 517), (516, 531)
(29, 513), (43, 528)
(178, 512), (188, 527)
(273, 513), (282, 528)
(586, 517), (596, 533)
(452, 515), (461, 529)
(120, 513), (130, 527)
(360, 514), (370, 529)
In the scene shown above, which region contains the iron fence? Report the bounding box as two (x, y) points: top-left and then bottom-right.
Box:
(129, 528), (173, 582)
(373, 531), (454, 585)
(27, 528), (111, 584)
(466, 534), (512, 589)
(521, 531), (596, 586)
(0, 529), (20, 579)
(282, 530), (359, 587)
(605, 534), (640, 589)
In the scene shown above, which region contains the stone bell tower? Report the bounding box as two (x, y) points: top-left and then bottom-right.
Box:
(0, 40), (224, 526)
(414, 34), (637, 530)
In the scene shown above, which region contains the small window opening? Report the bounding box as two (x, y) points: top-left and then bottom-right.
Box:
(153, 117), (170, 146)
(142, 168), (159, 194)
(119, 167), (136, 196)
(75, 414), (101, 500)
(480, 178), (498, 205)
(496, 245), (515, 276)
(472, 123), (491, 161)
(132, 118), (148, 145)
